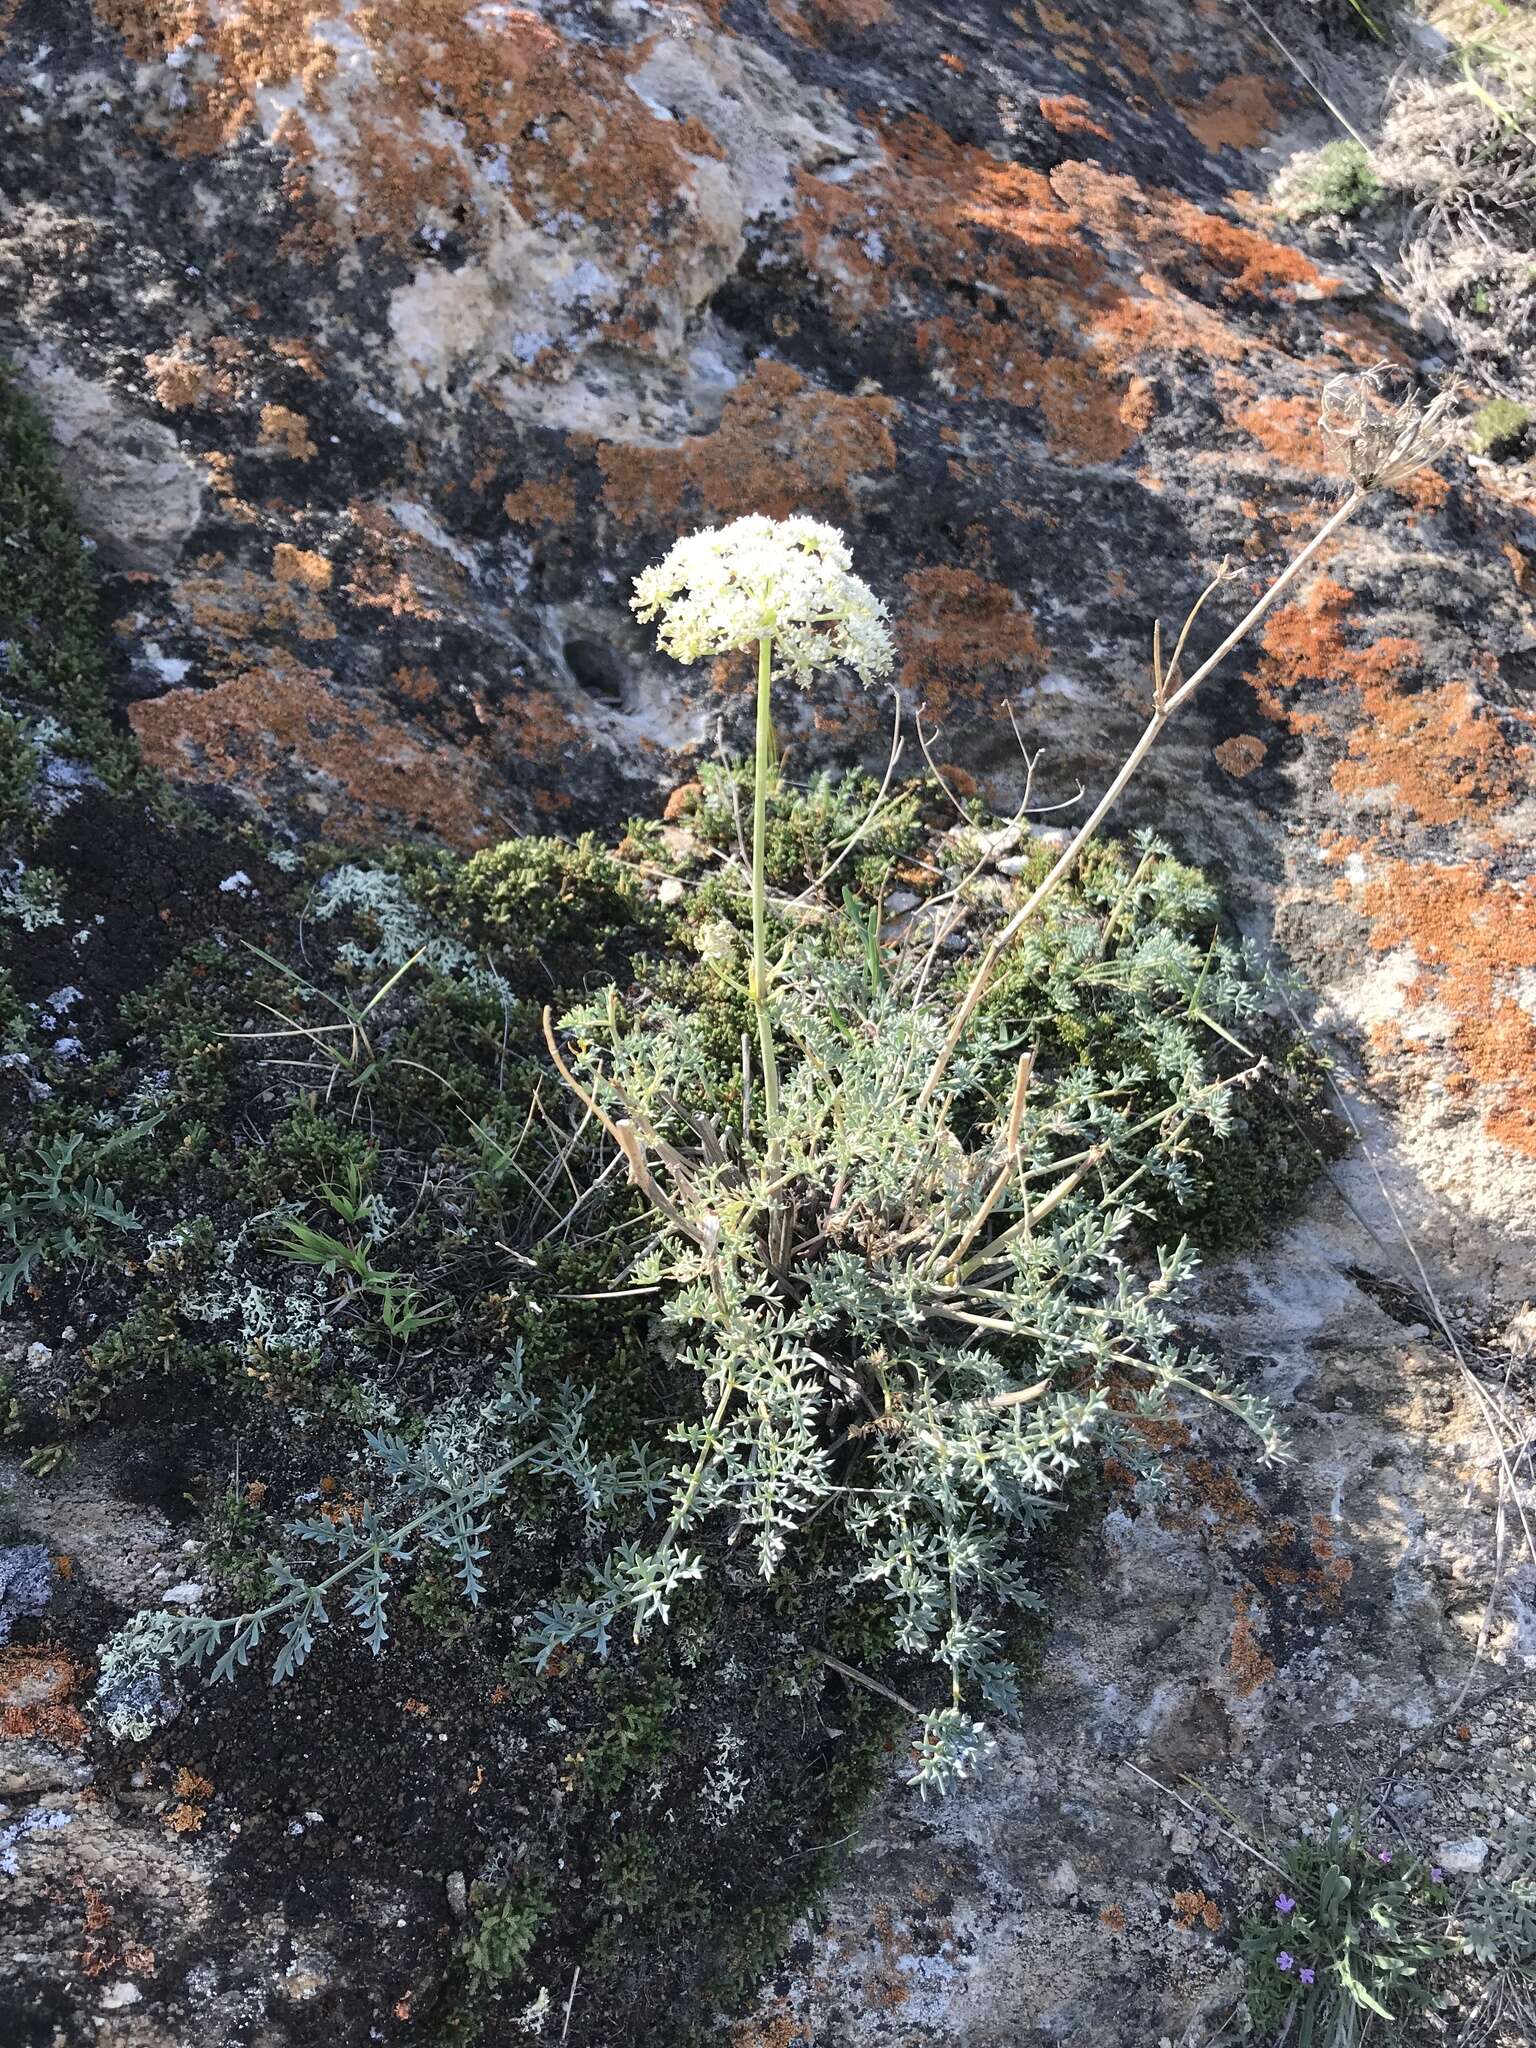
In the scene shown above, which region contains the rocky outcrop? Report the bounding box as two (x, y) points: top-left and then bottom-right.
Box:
(3, 0), (1533, 1199)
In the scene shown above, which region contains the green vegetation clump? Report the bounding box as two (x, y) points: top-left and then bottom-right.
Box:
(1243, 1815), (1455, 2035)
(1, 1129), (151, 1308)
(459, 1877), (554, 1993)
(0, 364), (134, 789)
(977, 832), (1342, 1253)
(88, 527), (1352, 1806)
(682, 760), (924, 897)
(1283, 139), (1383, 221)
(449, 830), (662, 982)
(0, 711), (41, 839)
(1468, 397), (1531, 458)
(1238, 1810), (1536, 2042)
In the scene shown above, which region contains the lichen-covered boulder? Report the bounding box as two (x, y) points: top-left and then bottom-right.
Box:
(3, 0), (1533, 1221)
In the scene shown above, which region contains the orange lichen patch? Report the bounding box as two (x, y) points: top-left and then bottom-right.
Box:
(1172, 1889), (1224, 1933)
(1333, 681), (1527, 830)
(0, 1645), (88, 1749)
(75, 1881), (155, 1980)
(272, 336), (324, 378)
(730, 2004), (812, 2048)
(1233, 395), (1332, 476)
(1227, 1591), (1275, 1697)
(767, 0), (889, 38)
(899, 568), (1047, 718)
(258, 403), (316, 461)
(333, 6), (716, 251)
(596, 361), (897, 528)
(1157, 1455), (1265, 1543)
(1180, 74), (1282, 153)
(317, 1486), (366, 1528)
(793, 119), (1339, 467)
(391, 664), (438, 704)
(1254, 577), (1525, 830)
(1503, 541), (1533, 594)
(99, 0), (723, 337)
(1054, 161), (1327, 300)
(172, 1768), (214, 1802)
(485, 686), (589, 815)
(145, 336), (236, 412)
(346, 565), (438, 620)
(175, 563), (335, 648)
(272, 542), (333, 590)
(862, 1902), (917, 2014)
(1039, 93), (1111, 143)
(793, 115), (1096, 328)
(932, 762), (978, 803)
(503, 477), (578, 529)
(343, 504), (453, 622)
(1359, 859), (1536, 1155)
(1259, 1518), (1355, 1613)
(78, 1886), (117, 1977)
(1306, 1516), (1354, 1611)
(921, 313), (1152, 465)
(1215, 733), (1266, 778)
(1251, 577), (1418, 737)
(164, 1801), (206, 1834)
(129, 662), (521, 850)
(1089, 272), (1254, 369)
(203, 451), (260, 525)
(93, 0), (211, 66)
(799, 132), (1132, 460)
(1396, 464), (1450, 513)
(1099, 1903), (1128, 1932)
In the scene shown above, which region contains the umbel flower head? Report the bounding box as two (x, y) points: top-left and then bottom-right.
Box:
(632, 513), (895, 688)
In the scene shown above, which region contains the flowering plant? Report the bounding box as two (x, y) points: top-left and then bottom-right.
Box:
(633, 516), (894, 1198)
(631, 514), (894, 687)
(1239, 1811), (1454, 2043)
(536, 517), (1286, 1793)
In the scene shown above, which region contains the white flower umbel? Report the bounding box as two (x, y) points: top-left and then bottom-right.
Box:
(633, 516), (895, 1213)
(631, 513), (895, 688)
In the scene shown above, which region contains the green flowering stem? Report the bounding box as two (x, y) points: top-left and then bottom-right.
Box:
(750, 632), (782, 1139)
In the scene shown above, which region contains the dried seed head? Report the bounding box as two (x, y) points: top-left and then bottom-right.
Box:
(1321, 362), (1461, 492)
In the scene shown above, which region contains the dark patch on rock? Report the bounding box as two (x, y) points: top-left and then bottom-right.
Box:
(0, 1543), (53, 1644)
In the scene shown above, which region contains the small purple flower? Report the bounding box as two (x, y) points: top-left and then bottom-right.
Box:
(1275, 1894), (1296, 1916)
(1300, 1967), (1316, 1987)
(1377, 1850), (1392, 1865)
(1277, 1952), (1295, 1973)
(1431, 1867), (1443, 1884)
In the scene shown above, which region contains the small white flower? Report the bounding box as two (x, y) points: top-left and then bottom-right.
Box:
(692, 916), (738, 965)
(632, 513), (895, 688)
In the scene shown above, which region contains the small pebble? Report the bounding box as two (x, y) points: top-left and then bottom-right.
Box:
(1435, 1837), (1490, 1876)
